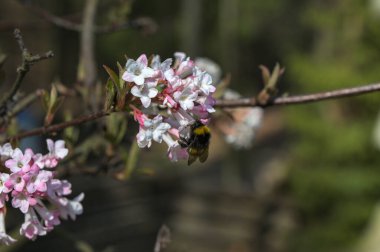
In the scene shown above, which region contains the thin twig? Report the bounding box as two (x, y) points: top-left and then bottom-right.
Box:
(215, 82), (380, 108)
(3, 110), (111, 143)
(0, 89), (45, 125)
(0, 29), (53, 114)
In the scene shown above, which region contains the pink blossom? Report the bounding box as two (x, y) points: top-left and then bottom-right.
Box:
(25, 170), (52, 193)
(0, 140), (83, 244)
(5, 148), (32, 173)
(20, 209), (47, 240)
(5, 172), (26, 192)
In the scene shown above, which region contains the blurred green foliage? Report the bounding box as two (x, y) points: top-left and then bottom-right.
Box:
(283, 1), (380, 251)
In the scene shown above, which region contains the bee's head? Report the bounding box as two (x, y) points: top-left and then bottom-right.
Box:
(193, 120), (204, 129)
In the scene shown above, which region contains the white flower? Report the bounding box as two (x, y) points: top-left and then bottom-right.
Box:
(58, 193), (84, 221)
(173, 87), (198, 110)
(195, 57), (222, 85)
(0, 173), (9, 194)
(0, 143), (14, 159)
(47, 139), (68, 160)
(122, 54), (155, 85)
(136, 115), (171, 148)
(162, 134), (188, 162)
(151, 55), (172, 73)
(196, 72), (215, 95)
(171, 108), (195, 127)
(131, 81), (159, 108)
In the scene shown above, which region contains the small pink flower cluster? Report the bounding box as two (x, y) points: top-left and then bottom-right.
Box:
(122, 52), (216, 161)
(0, 140), (84, 245)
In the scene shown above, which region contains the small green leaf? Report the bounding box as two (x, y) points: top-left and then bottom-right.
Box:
(259, 65), (271, 85)
(49, 84), (58, 109)
(104, 78), (117, 110)
(50, 96), (65, 115)
(41, 92), (50, 111)
(156, 83), (166, 93)
(103, 65), (119, 87)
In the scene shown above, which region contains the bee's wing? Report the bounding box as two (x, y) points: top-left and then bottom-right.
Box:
(187, 154), (198, 166)
(199, 148), (209, 163)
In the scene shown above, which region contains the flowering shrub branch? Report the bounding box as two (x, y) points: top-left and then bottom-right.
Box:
(1, 27), (380, 246)
(2, 80), (380, 145)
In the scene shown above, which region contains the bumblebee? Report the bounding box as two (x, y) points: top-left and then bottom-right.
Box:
(179, 121), (211, 165)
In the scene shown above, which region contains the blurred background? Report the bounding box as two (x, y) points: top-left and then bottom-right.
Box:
(1, 0), (380, 251)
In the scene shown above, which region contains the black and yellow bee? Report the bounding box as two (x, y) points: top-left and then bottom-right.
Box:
(179, 121), (211, 165)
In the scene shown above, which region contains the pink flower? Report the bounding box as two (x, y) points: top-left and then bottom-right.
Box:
(5, 148), (32, 173)
(5, 172), (26, 192)
(0, 139), (83, 244)
(20, 209), (47, 240)
(25, 170), (52, 194)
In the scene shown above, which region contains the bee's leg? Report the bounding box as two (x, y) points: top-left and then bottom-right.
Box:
(178, 138), (190, 148)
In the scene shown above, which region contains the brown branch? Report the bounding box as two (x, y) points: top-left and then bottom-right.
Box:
(0, 29), (53, 115)
(3, 110), (111, 143)
(215, 82), (380, 108)
(2, 82), (380, 143)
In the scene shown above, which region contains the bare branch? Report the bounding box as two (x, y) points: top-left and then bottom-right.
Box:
(2, 110), (111, 143)
(0, 29), (53, 115)
(215, 82), (380, 108)
(2, 82), (380, 143)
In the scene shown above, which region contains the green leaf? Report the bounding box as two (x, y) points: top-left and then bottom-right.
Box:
(103, 64), (119, 87)
(41, 91), (50, 111)
(104, 78), (117, 110)
(50, 96), (65, 115)
(49, 85), (58, 108)
(116, 62), (126, 91)
(259, 65), (270, 85)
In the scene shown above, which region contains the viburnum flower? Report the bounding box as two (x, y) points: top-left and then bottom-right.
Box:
(0, 139), (84, 245)
(131, 80), (159, 108)
(122, 54), (156, 85)
(136, 115), (171, 148)
(120, 52), (217, 162)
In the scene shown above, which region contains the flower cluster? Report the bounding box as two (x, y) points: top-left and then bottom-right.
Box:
(122, 52), (216, 161)
(0, 140), (84, 245)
